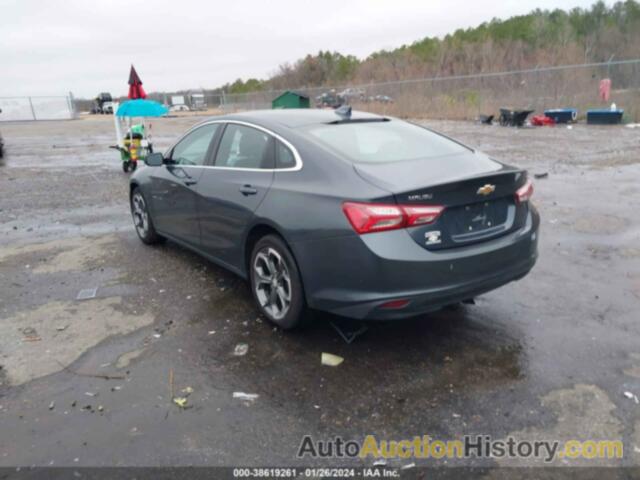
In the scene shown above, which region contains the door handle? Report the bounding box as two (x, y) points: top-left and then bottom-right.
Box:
(239, 185), (258, 196)
(184, 179), (198, 187)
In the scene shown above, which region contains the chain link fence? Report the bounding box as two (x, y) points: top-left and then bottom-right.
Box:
(220, 59), (640, 122)
(0, 94), (76, 121)
(3, 60), (638, 122)
(130, 92), (225, 114)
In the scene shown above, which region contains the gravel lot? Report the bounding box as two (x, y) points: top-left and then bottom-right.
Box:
(0, 114), (639, 471)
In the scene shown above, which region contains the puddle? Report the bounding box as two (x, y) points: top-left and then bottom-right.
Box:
(184, 300), (525, 430)
(116, 348), (146, 369)
(0, 297), (154, 385)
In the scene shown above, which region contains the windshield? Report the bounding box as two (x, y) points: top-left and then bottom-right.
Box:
(303, 120), (470, 163)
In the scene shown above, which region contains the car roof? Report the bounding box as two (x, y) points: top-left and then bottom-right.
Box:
(205, 109), (387, 128)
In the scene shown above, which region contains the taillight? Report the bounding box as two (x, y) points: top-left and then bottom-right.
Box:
(342, 202), (444, 235)
(515, 180), (533, 203)
(342, 202), (405, 234)
(403, 205), (445, 226)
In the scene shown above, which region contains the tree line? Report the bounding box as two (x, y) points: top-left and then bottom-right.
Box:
(219, 0), (640, 94)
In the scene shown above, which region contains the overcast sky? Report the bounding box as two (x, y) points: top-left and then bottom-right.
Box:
(1, 0), (605, 98)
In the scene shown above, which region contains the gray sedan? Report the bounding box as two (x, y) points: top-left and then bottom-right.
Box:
(130, 109), (539, 329)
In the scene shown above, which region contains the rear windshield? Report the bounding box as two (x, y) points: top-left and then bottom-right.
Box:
(303, 120), (470, 163)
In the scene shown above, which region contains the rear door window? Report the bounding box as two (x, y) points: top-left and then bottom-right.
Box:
(215, 124), (274, 169)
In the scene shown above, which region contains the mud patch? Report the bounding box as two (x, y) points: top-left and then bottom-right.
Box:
(0, 297), (153, 385)
(633, 420), (640, 462)
(498, 384), (623, 466)
(572, 215), (627, 234)
(629, 277), (640, 300)
(0, 235), (118, 273)
(619, 247), (640, 259)
(624, 353), (640, 379)
(585, 244), (614, 261)
(624, 366), (640, 379)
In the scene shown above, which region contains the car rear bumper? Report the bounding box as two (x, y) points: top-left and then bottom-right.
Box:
(291, 206), (539, 320)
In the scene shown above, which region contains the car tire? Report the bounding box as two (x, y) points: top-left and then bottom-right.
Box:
(250, 235), (310, 330)
(130, 188), (163, 245)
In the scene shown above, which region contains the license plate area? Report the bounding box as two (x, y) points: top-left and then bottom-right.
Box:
(446, 198), (512, 242)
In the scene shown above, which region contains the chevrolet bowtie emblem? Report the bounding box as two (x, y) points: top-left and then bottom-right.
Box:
(477, 184), (496, 196)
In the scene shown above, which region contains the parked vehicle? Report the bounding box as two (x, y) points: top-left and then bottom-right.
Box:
(129, 109), (539, 329)
(374, 94), (394, 103)
(364, 94), (394, 104)
(338, 88), (366, 102)
(189, 93), (206, 111)
(169, 104), (190, 112)
(315, 91), (342, 108)
(91, 92), (114, 114)
(102, 101), (115, 114)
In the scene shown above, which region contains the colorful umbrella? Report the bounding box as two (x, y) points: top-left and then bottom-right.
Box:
(116, 99), (168, 117)
(128, 65), (147, 99)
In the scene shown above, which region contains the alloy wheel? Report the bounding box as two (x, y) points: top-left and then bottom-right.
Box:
(131, 192), (149, 239)
(253, 247), (292, 320)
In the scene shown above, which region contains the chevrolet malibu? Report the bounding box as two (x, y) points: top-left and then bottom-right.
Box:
(129, 109), (539, 329)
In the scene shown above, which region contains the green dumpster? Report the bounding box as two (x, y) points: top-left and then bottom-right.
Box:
(272, 91), (310, 109)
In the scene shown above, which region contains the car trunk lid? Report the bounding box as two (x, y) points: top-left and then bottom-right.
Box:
(354, 153), (529, 250)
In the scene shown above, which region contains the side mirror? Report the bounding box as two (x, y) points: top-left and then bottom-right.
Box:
(145, 152), (164, 167)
